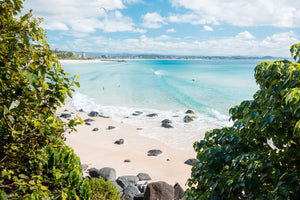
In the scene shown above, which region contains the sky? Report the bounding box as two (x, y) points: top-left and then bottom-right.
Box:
(22, 0), (300, 57)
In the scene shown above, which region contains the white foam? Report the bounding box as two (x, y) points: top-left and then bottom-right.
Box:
(70, 92), (230, 150)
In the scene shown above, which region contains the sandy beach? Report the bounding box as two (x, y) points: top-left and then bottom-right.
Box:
(58, 104), (197, 188)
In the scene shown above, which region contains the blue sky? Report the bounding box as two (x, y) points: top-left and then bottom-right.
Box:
(23, 0), (300, 57)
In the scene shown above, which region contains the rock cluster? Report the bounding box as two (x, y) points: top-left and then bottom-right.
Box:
(85, 166), (185, 200)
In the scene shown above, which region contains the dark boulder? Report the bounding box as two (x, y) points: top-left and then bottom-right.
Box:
(111, 180), (123, 193)
(185, 110), (195, 114)
(92, 128), (99, 132)
(144, 181), (174, 200)
(107, 126), (116, 130)
(183, 115), (194, 123)
(117, 176), (139, 189)
(137, 184), (147, 193)
(88, 111), (99, 117)
(161, 119), (172, 124)
(114, 139), (125, 145)
(99, 167), (116, 181)
(84, 118), (95, 122)
(184, 158), (199, 166)
(137, 173), (151, 181)
(78, 109), (84, 112)
(161, 123), (174, 128)
(124, 159), (131, 163)
(85, 122), (91, 126)
(88, 168), (100, 178)
(174, 183), (184, 200)
(122, 185), (140, 200)
(136, 128), (143, 130)
(146, 113), (158, 117)
(60, 113), (71, 118)
(132, 111), (143, 116)
(147, 149), (162, 156)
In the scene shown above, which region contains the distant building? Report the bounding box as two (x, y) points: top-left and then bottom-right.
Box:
(81, 52), (85, 59)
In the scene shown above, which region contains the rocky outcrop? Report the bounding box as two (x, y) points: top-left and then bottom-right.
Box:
(144, 181), (174, 200)
(123, 185), (140, 200)
(117, 176), (139, 189)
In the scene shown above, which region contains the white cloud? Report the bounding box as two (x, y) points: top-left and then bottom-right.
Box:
(124, 0), (143, 4)
(167, 29), (176, 33)
(203, 25), (213, 32)
(168, 13), (217, 25)
(62, 31), (298, 57)
(23, 0), (144, 34)
(170, 0), (300, 27)
(143, 12), (166, 29)
(236, 31), (255, 40)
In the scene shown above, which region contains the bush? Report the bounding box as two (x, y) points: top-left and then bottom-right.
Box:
(186, 44), (300, 199)
(88, 178), (121, 200)
(0, 0), (90, 199)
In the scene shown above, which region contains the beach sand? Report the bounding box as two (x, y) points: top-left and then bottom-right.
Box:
(58, 104), (197, 189)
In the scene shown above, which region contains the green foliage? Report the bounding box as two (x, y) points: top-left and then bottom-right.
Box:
(88, 178), (121, 200)
(186, 44), (300, 200)
(54, 50), (79, 60)
(0, 0), (90, 199)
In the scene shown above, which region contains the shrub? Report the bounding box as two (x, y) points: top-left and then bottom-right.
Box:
(186, 44), (300, 199)
(88, 178), (121, 200)
(0, 0), (90, 199)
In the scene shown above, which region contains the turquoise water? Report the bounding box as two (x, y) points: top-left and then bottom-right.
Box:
(62, 59), (262, 149)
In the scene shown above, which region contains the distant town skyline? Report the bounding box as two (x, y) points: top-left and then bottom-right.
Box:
(23, 0), (300, 57)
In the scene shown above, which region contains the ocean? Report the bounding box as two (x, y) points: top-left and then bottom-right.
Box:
(62, 59), (262, 150)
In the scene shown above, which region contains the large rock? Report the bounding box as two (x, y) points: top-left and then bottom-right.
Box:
(88, 111), (99, 117)
(161, 123), (174, 128)
(185, 110), (195, 114)
(183, 115), (194, 123)
(84, 118), (95, 122)
(161, 119), (172, 124)
(88, 168), (100, 178)
(137, 173), (151, 181)
(122, 185), (140, 200)
(146, 113), (158, 117)
(147, 149), (162, 156)
(144, 181), (174, 200)
(117, 176), (139, 189)
(99, 167), (116, 181)
(174, 183), (184, 200)
(137, 184), (147, 193)
(111, 180), (123, 193)
(132, 111), (143, 116)
(60, 113), (71, 118)
(184, 158), (199, 166)
(107, 125), (116, 130)
(114, 138), (125, 145)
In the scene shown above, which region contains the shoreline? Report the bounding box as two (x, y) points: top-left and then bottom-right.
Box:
(58, 104), (197, 188)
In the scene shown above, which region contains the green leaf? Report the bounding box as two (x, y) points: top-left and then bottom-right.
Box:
(0, 190), (8, 200)
(26, 71), (39, 84)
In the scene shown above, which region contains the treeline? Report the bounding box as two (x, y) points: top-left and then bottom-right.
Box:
(53, 49), (79, 59)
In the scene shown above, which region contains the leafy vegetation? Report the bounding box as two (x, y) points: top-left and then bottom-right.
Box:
(0, 0), (91, 199)
(88, 178), (120, 200)
(53, 49), (79, 60)
(186, 44), (300, 199)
